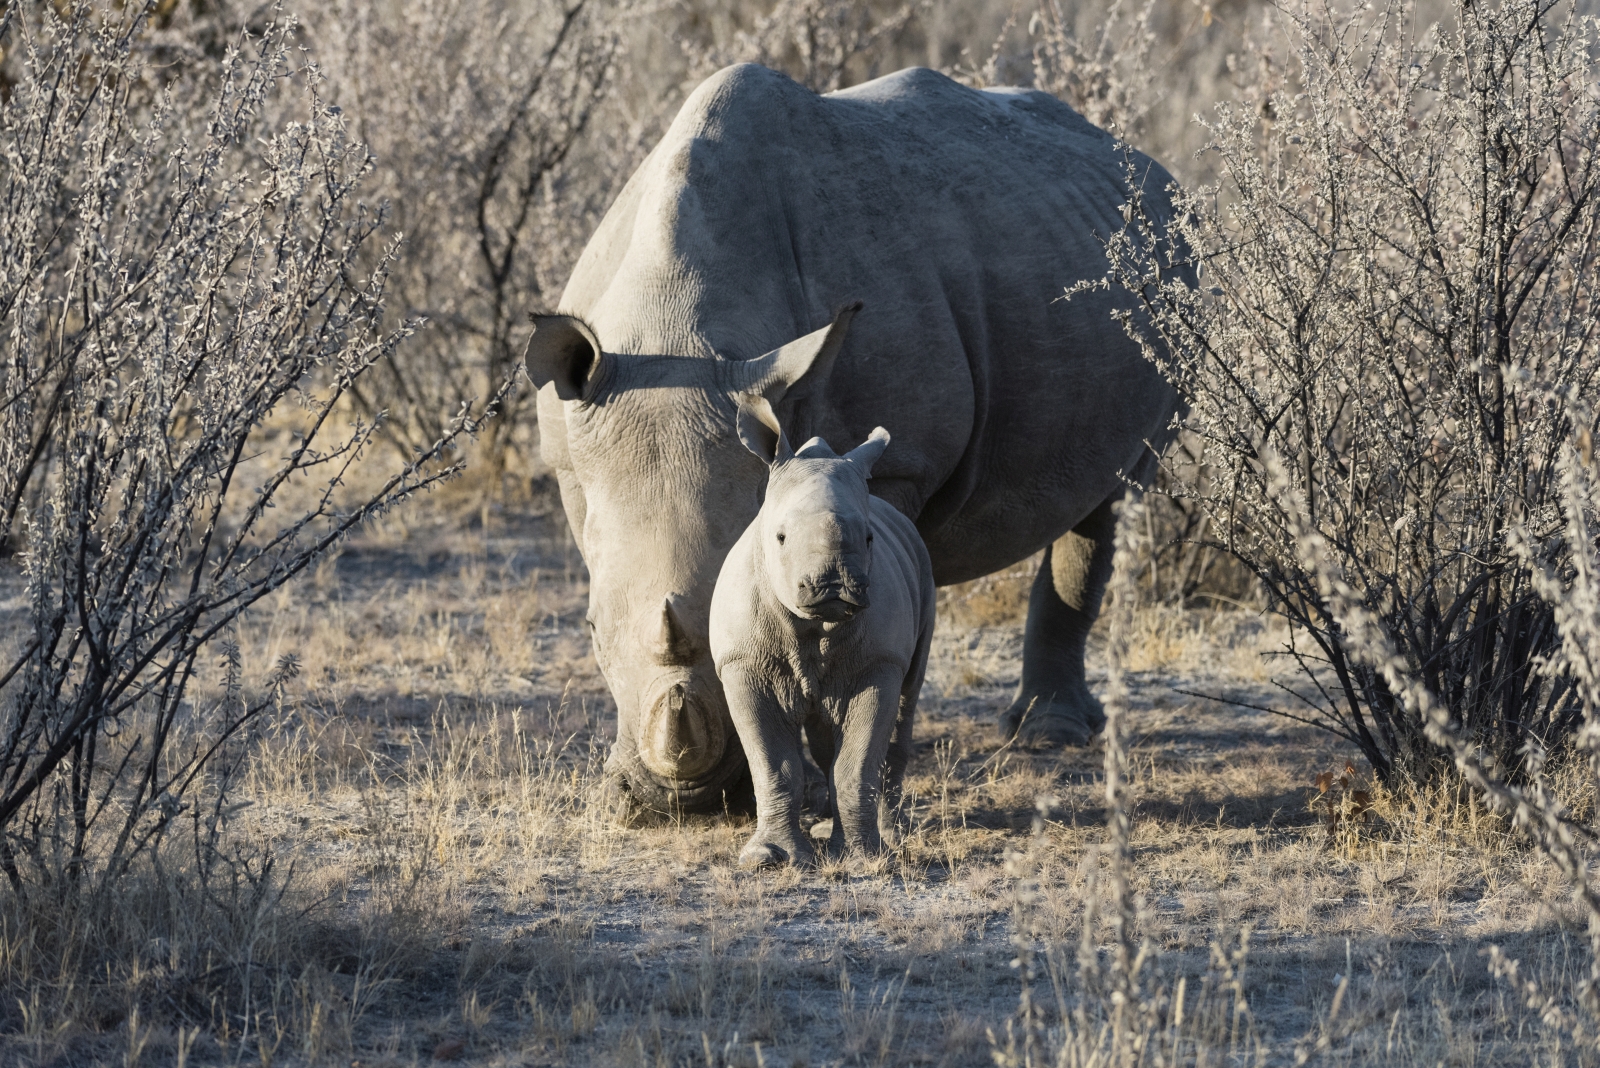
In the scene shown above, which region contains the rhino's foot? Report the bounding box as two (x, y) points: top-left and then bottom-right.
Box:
(816, 817), (888, 861)
(1000, 689), (1104, 747)
(738, 833), (816, 870)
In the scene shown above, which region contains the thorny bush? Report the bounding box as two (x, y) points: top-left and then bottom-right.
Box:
(307, 0), (621, 467)
(1278, 435), (1600, 1038)
(0, 5), (494, 915)
(1098, 0), (1600, 784)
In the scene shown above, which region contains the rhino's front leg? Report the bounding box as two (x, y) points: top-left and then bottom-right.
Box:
(1001, 492), (1118, 746)
(831, 668), (904, 857)
(722, 664), (815, 869)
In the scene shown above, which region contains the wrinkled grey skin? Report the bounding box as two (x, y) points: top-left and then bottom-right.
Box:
(709, 398), (935, 867)
(528, 63), (1189, 817)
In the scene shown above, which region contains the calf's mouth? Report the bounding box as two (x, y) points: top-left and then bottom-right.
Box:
(794, 578), (870, 621)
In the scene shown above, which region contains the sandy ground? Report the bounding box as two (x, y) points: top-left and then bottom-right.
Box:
(1, 484), (1592, 1066)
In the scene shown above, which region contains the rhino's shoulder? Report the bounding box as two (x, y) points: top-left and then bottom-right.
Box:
(671, 63), (1114, 154)
(977, 84), (1108, 140)
(869, 497), (932, 571)
(819, 67), (1107, 147)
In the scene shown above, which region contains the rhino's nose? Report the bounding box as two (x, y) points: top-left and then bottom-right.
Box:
(795, 571), (870, 611)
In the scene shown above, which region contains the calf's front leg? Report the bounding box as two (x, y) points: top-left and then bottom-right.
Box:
(830, 667), (904, 858)
(722, 664), (815, 868)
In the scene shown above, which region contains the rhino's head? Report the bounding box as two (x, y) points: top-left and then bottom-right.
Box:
(525, 304), (862, 815)
(735, 394), (890, 625)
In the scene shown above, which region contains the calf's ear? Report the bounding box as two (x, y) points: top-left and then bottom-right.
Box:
(525, 315), (603, 401)
(725, 301), (862, 404)
(843, 427), (890, 476)
(734, 392), (793, 467)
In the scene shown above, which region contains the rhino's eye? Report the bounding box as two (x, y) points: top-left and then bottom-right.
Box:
(867, 533), (874, 544)
(776, 532), (786, 545)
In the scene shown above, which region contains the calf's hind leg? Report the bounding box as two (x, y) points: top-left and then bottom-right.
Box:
(1000, 490), (1119, 746)
(876, 628), (929, 844)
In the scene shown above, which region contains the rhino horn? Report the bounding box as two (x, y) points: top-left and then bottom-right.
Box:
(525, 314), (603, 401)
(653, 595), (698, 665)
(638, 681), (726, 781)
(725, 301), (862, 403)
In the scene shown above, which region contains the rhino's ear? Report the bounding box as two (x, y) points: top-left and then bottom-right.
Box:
(525, 314), (602, 401)
(727, 301), (862, 403)
(734, 392), (793, 467)
(843, 427), (890, 476)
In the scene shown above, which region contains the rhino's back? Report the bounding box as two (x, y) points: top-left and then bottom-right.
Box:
(563, 65), (1184, 583)
(867, 496), (937, 659)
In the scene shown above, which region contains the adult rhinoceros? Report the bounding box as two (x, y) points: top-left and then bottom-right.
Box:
(528, 63), (1188, 817)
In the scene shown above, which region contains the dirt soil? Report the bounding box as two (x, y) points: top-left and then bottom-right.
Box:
(3, 486), (1589, 1067)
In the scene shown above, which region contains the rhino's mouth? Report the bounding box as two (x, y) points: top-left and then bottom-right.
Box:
(795, 581), (870, 621)
(604, 738), (752, 821)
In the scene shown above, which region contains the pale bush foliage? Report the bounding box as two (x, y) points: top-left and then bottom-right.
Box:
(1275, 441), (1600, 1035)
(0, 7), (487, 895)
(699, 0), (920, 91)
(297, 0), (918, 467)
(1100, 0), (1600, 782)
(303, 0), (619, 462)
(1018, 0), (1162, 136)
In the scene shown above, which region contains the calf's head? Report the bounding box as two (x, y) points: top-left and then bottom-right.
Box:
(525, 303), (862, 813)
(736, 395), (890, 625)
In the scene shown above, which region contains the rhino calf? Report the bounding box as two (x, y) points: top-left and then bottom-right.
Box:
(710, 394), (936, 867)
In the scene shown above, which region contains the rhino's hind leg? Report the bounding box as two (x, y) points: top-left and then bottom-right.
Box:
(878, 618), (930, 843)
(1000, 492), (1119, 746)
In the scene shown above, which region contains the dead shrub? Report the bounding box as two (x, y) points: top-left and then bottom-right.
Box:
(0, 5), (495, 1056)
(1100, 0), (1600, 785)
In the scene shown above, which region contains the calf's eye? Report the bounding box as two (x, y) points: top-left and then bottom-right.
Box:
(776, 533), (786, 544)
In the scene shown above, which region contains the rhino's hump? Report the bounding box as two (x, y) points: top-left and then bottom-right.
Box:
(562, 64), (1149, 356)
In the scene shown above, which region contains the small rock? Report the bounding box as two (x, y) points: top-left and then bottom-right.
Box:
(433, 1038), (467, 1061)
